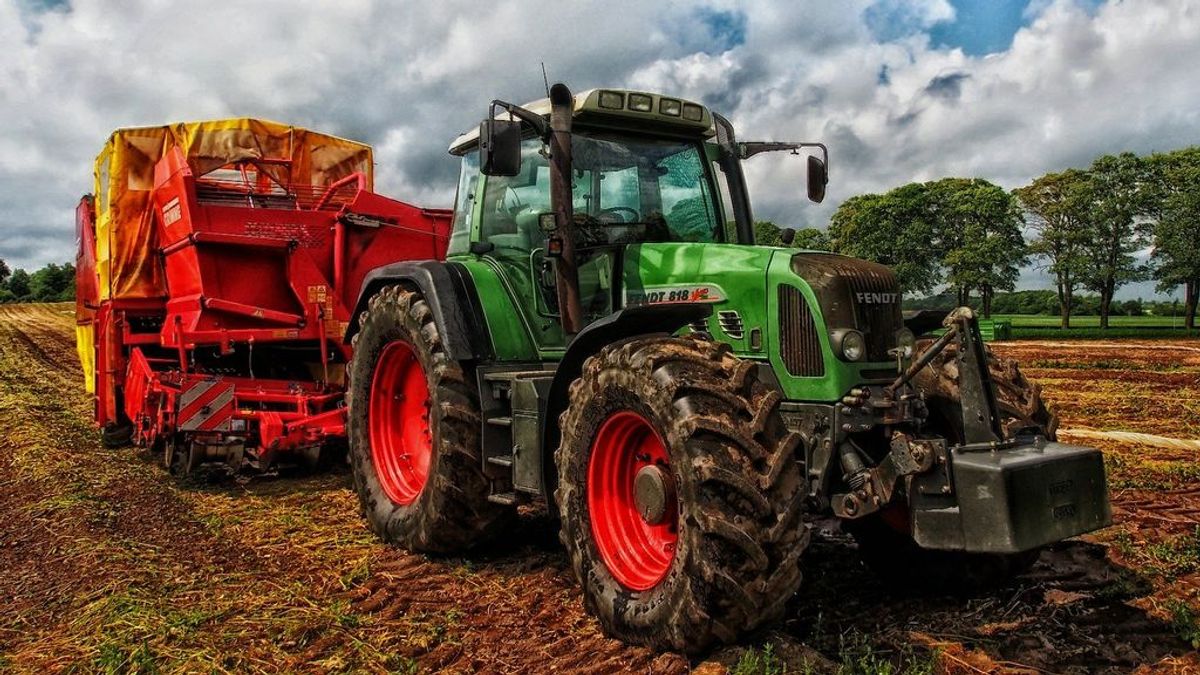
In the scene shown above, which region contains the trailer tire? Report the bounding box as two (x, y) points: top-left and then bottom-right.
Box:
(101, 421), (133, 449)
(555, 336), (808, 654)
(846, 340), (1054, 590)
(347, 285), (512, 553)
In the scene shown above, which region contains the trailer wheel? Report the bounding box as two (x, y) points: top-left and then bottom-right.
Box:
(845, 340), (1055, 590)
(555, 336), (808, 654)
(347, 286), (512, 553)
(101, 421), (133, 449)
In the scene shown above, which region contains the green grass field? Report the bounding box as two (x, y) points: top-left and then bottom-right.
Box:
(987, 314), (1197, 339)
(992, 314), (1194, 328)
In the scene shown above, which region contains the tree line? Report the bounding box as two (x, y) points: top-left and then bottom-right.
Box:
(0, 259), (76, 303)
(763, 147), (1198, 330)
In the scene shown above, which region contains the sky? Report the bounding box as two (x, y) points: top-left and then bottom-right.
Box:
(1, 0), (1197, 299)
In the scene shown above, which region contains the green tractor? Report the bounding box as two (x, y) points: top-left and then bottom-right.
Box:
(344, 84), (1111, 653)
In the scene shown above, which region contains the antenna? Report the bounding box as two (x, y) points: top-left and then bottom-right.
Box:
(541, 62), (551, 98)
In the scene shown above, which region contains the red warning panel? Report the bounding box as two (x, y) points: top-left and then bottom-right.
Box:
(178, 378), (235, 432)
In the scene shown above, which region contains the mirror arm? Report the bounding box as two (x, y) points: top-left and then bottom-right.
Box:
(738, 141), (830, 175)
(489, 100), (550, 140)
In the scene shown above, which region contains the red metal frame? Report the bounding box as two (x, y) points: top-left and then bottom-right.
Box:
(78, 144), (451, 467)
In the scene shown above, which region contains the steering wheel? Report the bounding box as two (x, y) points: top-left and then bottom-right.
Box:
(597, 206), (639, 223)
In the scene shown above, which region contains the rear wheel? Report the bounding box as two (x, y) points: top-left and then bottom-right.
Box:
(846, 340), (1055, 590)
(347, 286), (512, 553)
(556, 336), (808, 654)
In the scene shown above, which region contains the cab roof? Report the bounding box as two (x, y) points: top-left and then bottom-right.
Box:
(448, 88), (715, 154)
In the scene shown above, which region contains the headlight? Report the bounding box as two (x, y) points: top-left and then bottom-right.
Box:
(628, 93), (653, 112)
(832, 329), (866, 361)
(895, 328), (916, 358)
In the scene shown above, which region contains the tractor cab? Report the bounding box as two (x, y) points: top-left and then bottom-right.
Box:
(445, 87), (828, 350)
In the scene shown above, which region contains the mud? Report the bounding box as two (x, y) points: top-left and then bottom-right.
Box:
(0, 305), (1197, 673)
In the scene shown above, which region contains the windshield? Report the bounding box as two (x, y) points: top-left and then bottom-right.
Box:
(479, 132), (722, 250)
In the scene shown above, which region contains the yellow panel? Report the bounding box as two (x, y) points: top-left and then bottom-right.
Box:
(75, 324), (95, 394)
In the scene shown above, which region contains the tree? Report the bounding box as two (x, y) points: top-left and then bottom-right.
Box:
(1082, 152), (1152, 329)
(828, 186), (943, 294)
(931, 179), (1027, 318)
(0, 258), (10, 287)
(1146, 147), (1200, 329)
(6, 269), (30, 300)
(28, 262), (74, 301)
(1014, 169), (1093, 328)
(753, 220), (790, 247)
(792, 227), (831, 250)
(753, 221), (831, 250)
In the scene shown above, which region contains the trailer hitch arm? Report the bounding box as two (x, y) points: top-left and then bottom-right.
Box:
(886, 323), (958, 395)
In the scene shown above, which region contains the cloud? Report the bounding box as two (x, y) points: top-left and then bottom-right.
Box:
(1, 0), (1197, 300)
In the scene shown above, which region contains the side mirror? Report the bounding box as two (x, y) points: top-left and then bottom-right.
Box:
(480, 118), (522, 176)
(807, 155), (828, 203)
(780, 227), (796, 245)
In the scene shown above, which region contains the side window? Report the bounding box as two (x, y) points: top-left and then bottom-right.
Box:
(658, 147), (720, 242)
(447, 154), (479, 255)
(480, 140), (550, 252)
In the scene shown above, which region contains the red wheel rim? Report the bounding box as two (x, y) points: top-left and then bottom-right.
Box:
(587, 411), (678, 591)
(369, 341), (432, 505)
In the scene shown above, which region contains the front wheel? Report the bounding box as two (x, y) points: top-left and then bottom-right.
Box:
(556, 336), (809, 654)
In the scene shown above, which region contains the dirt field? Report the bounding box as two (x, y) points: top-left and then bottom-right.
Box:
(1, 303), (1197, 674)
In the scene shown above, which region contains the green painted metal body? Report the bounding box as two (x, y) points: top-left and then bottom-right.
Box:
(448, 242), (895, 403)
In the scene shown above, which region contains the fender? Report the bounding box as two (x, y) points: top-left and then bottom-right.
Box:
(539, 302), (713, 497)
(344, 260), (492, 362)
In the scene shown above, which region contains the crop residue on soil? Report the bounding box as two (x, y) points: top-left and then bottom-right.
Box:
(0, 303), (1197, 673)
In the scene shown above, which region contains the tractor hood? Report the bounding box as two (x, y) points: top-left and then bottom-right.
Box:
(619, 242), (903, 402)
(620, 242), (783, 351)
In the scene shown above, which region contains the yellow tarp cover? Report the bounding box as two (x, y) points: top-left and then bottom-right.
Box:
(93, 118), (375, 300)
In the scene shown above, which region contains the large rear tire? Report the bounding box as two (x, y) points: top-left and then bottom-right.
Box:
(555, 336), (808, 654)
(347, 286), (512, 553)
(846, 340), (1055, 590)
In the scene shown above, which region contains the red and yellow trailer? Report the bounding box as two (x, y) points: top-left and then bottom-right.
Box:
(75, 119), (450, 472)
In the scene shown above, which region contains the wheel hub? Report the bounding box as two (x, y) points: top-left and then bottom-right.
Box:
(368, 341), (433, 506)
(634, 465), (674, 525)
(587, 411), (679, 591)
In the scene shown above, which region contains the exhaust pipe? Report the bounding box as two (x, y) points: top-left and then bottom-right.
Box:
(548, 83), (584, 336)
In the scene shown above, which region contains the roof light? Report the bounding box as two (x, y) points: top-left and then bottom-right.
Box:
(659, 98), (681, 116)
(628, 94), (653, 112)
(682, 103), (704, 122)
(598, 91), (624, 110)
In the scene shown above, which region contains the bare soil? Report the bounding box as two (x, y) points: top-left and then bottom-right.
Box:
(0, 304), (1197, 673)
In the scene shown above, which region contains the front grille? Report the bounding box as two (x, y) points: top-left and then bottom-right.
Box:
(840, 270), (902, 362)
(790, 253), (902, 363)
(778, 285), (824, 377)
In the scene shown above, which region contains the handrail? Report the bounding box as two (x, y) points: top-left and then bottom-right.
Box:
(314, 173), (367, 211)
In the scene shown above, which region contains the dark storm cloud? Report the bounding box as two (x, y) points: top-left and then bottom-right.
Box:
(924, 71), (969, 100)
(2, 0), (1199, 304)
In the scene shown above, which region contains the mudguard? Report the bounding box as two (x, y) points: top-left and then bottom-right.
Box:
(539, 303), (713, 495)
(344, 260), (491, 362)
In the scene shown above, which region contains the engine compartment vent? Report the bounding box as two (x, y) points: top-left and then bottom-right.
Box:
(778, 285), (825, 377)
(717, 310), (745, 339)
